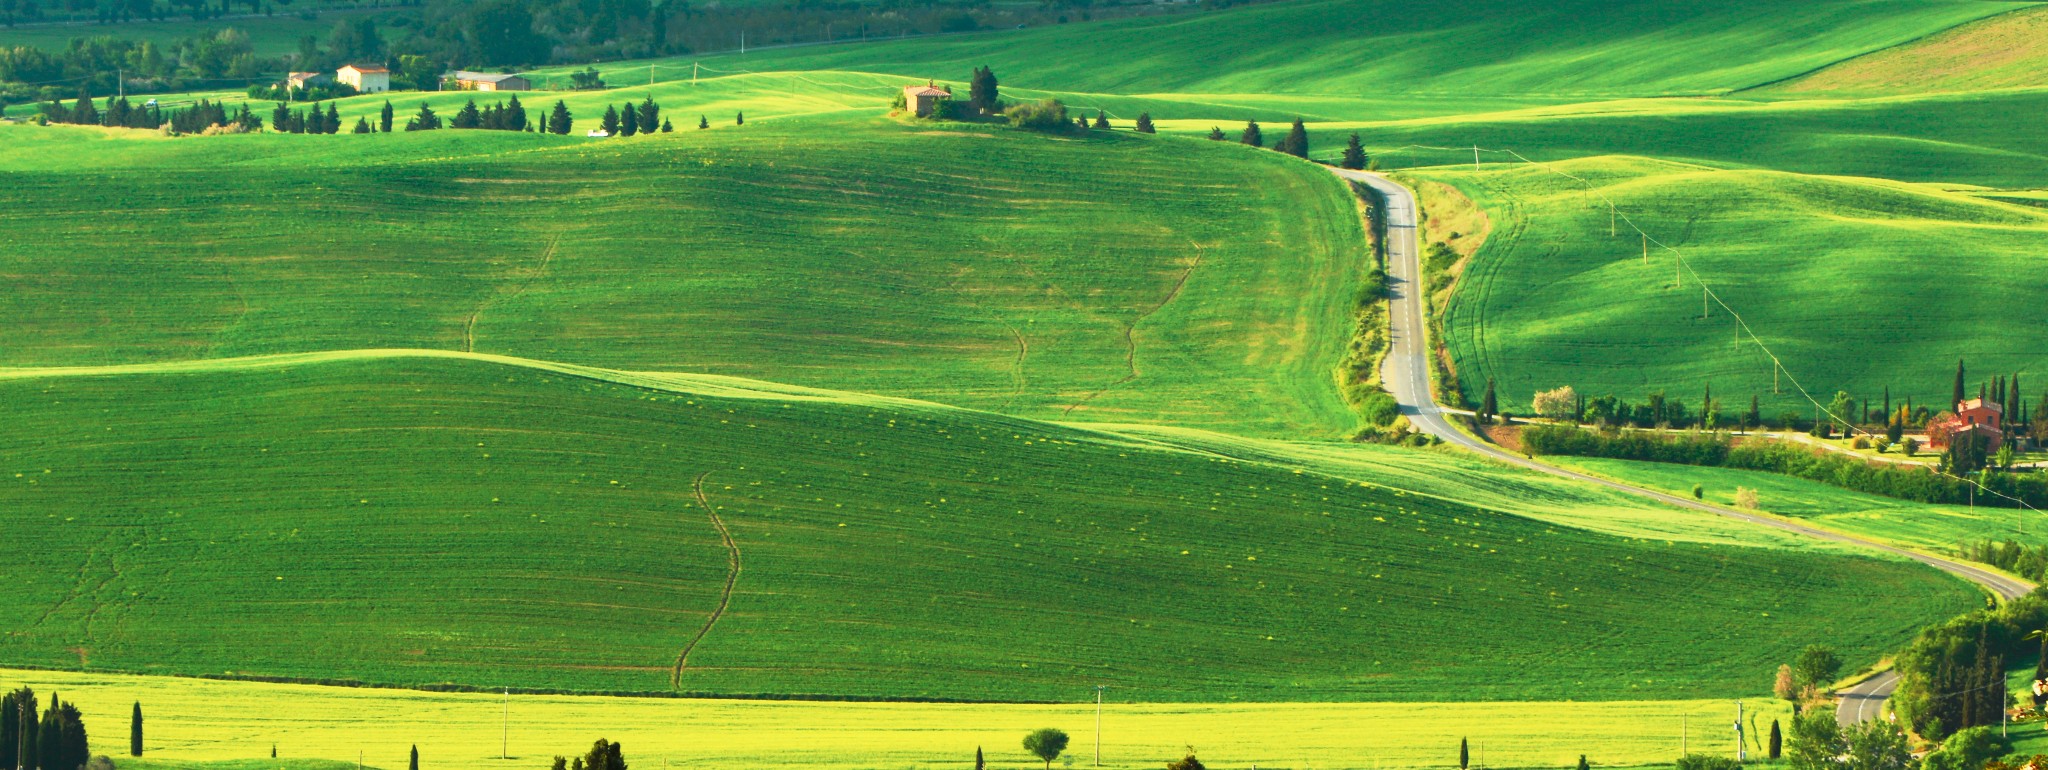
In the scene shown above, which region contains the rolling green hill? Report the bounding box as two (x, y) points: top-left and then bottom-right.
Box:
(593, 0), (2026, 98)
(0, 351), (1979, 701)
(0, 113), (1366, 437)
(1769, 4), (2048, 95)
(1405, 156), (2048, 415)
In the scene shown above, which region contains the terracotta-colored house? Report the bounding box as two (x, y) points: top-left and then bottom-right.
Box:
(903, 84), (949, 117)
(1928, 398), (2004, 448)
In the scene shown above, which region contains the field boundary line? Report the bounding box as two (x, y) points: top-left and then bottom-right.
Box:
(672, 471), (742, 690)
(463, 235), (559, 353)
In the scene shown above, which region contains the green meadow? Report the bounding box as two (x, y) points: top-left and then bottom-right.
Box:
(0, 111), (1366, 437)
(1402, 157), (2048, 414)
(0, 351), (1978, 700)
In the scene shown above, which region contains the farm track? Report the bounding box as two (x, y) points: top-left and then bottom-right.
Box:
(1061, 242), (1204, 416)
(671, 471), (742, 689)
(463, 235), (559, 354)
(1333, 167), (2035, 726)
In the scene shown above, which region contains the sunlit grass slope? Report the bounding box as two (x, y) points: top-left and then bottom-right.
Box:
(0, 112), (1366, 437)
(1347, 89), (2048, 188)
(8, 666), (1795, 770)
(0, 352), (1978, 701)
(1410, 157), (2048, 414)
(654, 0), (2020, 97)
(1548, 457), (2046, 553)
(1771, 4), (2048, 95)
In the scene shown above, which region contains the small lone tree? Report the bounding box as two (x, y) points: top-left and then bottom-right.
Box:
(548, 101), (572, 135)
(1341, 133), (1367, 170)
(129, 702), (142, 757)
(380, 100), (395, 133)
(1240, 120), (1262, 147)
(1793, 644), (1842, 692)
(1276, 117), (1308, 158)
(409, 745), (419, 770)
(736, 111), (744, 125)
(1459, 738), (1469, 770)
(1023, 728), (1068, 770)
(1480, 379), (1497, 423)
(698, 115), (708, 129)
(1206, 126), (1224, 141)
(353, 117), (371, 134)
(1093, 110), (1109, 129)
(1134, 112), (1154, 133)
(1768, 720), (1782, 760)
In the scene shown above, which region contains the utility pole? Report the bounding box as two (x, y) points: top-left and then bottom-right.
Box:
(1609, 203), (1616, 237)
(1642, 234), (1648, 265)
(501, 687), (509, 759)
(1734, 702), (1745, 761)
(1094, 685), (1106, 766)
(1472, 145), (1480, 171)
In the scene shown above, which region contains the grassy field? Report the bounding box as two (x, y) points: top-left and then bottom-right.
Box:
(582, 0), (2024, 98)
(1546, 456), (2047, 553)
(1770, 4), (2048, 95)
(3, 667), (1794, 770)
(0, 351), (1980, 701)
(0, 111), (1367, 438)
(1397, 156), (2048, 415)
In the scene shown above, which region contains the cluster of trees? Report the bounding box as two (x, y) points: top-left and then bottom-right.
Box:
(245, 81), (359, 103)
(1772, 645), (1842, 704)
(270, 99), (340, 132)
(596, 95), (666, 135)
(1208, 118), (1311, 158)
(35, 92), (256, 132)
(1779, 712), (1912, 770)
(1520, 424), (2048, 508)
(1892, 589), (2048, 739)
(1959, 540), (2048, 584)
(0, 28), (262, 104)
(449, 95), (529, 130)
(0, 689), (91, 770)
(547, 738), (626, 770)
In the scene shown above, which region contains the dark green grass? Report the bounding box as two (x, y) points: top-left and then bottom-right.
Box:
(1408, 157), (2048, 415)
(0, 6), (413, 57)
(0, 113), (1366, 437)
(1344, 89), (2048, 189)
(587, 0), (2019, 98)
(0, 353), (1981, 701)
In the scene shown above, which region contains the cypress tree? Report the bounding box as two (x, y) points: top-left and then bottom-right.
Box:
(2, 688), (34, 770)
(1954, 358), (1967, 408)
(454, 99), (481, 129)
(71, 94), (98, 126)
(1277, 117), (1308, 157)
(409, 745), (418, 770)
(975, 747), (984, 770)
(129, 703), (141, 757)
(1459, 738), (1468, 770)
(1480, 379), (1496, 422)
(968, 65), (998, 114)
(698, 115), (708, 129)
(547, 101), (571, 135)
(1134, 112), (1154, 133)
(1341, 133), (1367, 170)
(660, 119), (673, 133)
(600, 105), (620, 136)
(1575, 756), (1587, 770)
(407, 102), (439, 131)
(1767, 719), (1781, 759)
(1075, 115), (1089, 131)
(619, 102), (638, 136)
(1206, 126), (1224, 141)
(354, 117), (371, 133)
(1747, 396), (1759, 430)
(380, 100), (394, 133)
(1240, 120), (1261, 147)
(735, 111), (744, 125)
(506, 95), (526, 133)
(271, 102), (291, 132)
(326, 103), (340, 134)
(1092, 110), (1108, 129)
(637, 97), (658, 135)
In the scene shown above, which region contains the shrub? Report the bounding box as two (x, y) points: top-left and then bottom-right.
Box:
(1851, 436), (1870, 449)
(1531, 386), (1578, 420)
(1005, 99), (1073, 133)
(1921, 727), (2009, 770)
(1736, 487), (1759, 509)
(1674, 754), (1740, 770)
(1358, 391), (1400, 427)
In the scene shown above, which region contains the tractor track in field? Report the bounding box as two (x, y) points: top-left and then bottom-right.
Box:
(671, 471), (742, 689)
(463, 235), (558, 354)
(1062, 242), (1205, 417)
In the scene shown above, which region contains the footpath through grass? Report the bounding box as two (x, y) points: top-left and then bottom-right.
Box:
(0, 352), (1979, 701)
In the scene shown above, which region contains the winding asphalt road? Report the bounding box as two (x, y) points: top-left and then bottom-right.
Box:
(1328, 168), (2034, 725)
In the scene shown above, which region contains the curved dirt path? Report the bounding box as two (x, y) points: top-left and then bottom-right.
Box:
(671, 471), (743, 689)
(1330, 167), (2034, 725)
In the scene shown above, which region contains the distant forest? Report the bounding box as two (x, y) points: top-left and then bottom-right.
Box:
(0, 0), (1260, 103)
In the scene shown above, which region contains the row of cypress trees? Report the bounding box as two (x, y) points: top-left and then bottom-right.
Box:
(0, 689), (90, 770)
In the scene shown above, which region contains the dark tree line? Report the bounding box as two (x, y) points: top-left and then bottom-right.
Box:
(1893, 591), (2048, 740)
(0, 689), (90, 770)
(449, 94), (529, 130)
(594, 95), (662, 135)
(548, 738), (626, 770)
(37, 92), (257, 132)
(270, 100), (341, 133)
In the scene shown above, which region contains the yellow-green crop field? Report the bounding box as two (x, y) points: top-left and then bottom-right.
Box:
(5, 668), (1790, 770)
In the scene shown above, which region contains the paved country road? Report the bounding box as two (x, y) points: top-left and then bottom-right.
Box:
(1328, 168), (2034, 725)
